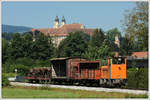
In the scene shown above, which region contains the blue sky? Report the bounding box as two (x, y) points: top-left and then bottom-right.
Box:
(2, 2), (136, 33)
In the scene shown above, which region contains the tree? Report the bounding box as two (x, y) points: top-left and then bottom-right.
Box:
(2, 32), (15, 41)
(57, 31), (90, 57)
(97, 40), (115, 58)
(31, 33), (54, 60)
(10, 33), (24, 59)
(22, 33), (33, 57)
(122, 2), (148, 51)
(104, 38), (119, 52)
(82, 45), (99, 60)
(83, 29), (115, 60)
(83, 40), (115, 60)
(90, 29), (105, 47)
(106, 28), (121, 42)
(2, 38), (10, 64)
(119, 36), (133, 56)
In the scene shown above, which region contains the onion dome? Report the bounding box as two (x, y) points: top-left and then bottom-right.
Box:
(55, 16), (59, 22)
(62, 16), (66, 22)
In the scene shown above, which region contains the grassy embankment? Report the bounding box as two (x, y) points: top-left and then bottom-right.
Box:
(2, 86), (148, 98)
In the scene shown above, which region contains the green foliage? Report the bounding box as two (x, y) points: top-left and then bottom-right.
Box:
(106, 39), (119, 52)
(97, 41), (115, 58)
(3, 32), (55, 61)
(2, 38), (10, 64)
(106, 28), (121, 52)
(33, 59), (50, 67)
(2, 57), (50, 74)
(22, 33), (33, 57)
(15, 57), (34, 67)
(122, 2), (148, 51)
(14, 57), (50, 68)
(2, 32), (54, 75)
(83, 43), (115, 60)
(83, 45), (99, 60)
(90, 29), (105, 47)
(31, 33), (54, 60)
(119, 37), (133, 56)
(10, 33), (24, 59)
(57, 31), (89, 57)
(2, 73), (10, 87)
(127, 68), (148, 90)
(2, 32), (15, 41)
(4, 73), (16, 78)
(106, 28), (121, 42)
(83, 31), (115, 60)
(6, 64), (30, 76)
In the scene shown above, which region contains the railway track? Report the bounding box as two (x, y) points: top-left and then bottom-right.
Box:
(10, 82), (148, 95)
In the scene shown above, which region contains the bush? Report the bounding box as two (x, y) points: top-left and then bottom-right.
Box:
(33, 59), (50, 67)
(12, 64), (30, 76)
(2, 73), (10, 87)
(2, 62), (12, 73)
(3, 64), (30, 76)
(15, 57), (34, 67)
(127, 68), (148, 90)
(2, 57), (51, 73)
(5, 73), (16, 78)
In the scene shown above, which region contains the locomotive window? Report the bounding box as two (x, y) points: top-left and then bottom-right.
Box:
(112, 58), (125, 64)
(118, 58), (125, 64)
(112, 58), (118, 64)
(74, 66), (78, 71)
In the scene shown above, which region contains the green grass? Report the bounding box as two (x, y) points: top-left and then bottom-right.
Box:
(2, 86), (148, 98)
(5, 73), (16, 78)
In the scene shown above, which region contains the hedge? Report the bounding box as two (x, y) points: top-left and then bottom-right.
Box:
(2, 73), (10, 87)
(127, 68), (148, 90)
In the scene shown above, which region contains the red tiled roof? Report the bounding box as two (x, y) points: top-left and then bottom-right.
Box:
(30, 24), (95, 37)
(131, 52), (148, 59)
(61, 24), (83, 29)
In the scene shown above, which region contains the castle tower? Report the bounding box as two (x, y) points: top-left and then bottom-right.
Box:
(54, 16), (59, 28)
(61, 16), (66, 27)
(114, 34), (120, 48)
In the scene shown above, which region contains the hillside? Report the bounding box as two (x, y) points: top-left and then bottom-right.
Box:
(2, 24), (32, 33)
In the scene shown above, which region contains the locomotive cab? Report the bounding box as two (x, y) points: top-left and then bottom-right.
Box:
(110, 57), (127, 85)
(111, 57), (126, 79)
(100, 57), (127, 87)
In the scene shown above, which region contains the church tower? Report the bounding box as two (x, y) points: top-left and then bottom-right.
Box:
(61, 16), (66, 27)
(54, 16), (59, 28)
(114, 34), (120, 48)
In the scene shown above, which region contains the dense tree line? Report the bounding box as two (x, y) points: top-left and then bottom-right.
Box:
(2, 32), (54, 63)
(2, 32), (55, 74)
